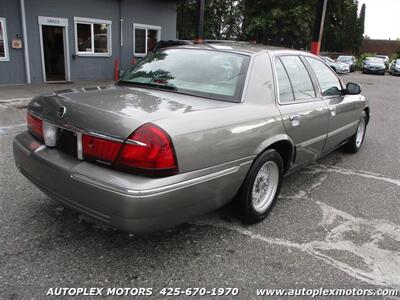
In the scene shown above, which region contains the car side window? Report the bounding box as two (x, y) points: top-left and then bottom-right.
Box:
(280, 56), (316, 101)
(305, 57), (343, 97)
(275, 58), (294, 103)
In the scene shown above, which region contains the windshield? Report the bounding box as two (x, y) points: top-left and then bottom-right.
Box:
(337, 56), (352, 63)
(119, 49), (250, 102)
(396, 59), (400, 66)
(365, 57), (384, 63)
(324, 56), (334, 62)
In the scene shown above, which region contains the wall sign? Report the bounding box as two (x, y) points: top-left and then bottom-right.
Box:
(12, 38), (23, 49)
(38, 16), (68, 27)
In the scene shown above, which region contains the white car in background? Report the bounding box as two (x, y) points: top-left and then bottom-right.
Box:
(320, 56), (350, 74)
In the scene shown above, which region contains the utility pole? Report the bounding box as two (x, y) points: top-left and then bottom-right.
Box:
(311, 0), (328, 55)
(196, 0), (205, 42)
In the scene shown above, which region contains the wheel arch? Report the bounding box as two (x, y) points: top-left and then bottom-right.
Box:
(364, 106), (370, 124)
(254, 135), (295, 174)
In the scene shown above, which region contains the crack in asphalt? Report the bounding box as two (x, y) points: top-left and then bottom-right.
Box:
(308, 164), (400, 188)
(192, 164), (400, 289)
(0, 123), (26, 136)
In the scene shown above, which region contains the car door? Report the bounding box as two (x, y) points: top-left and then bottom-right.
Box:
(275, 55), (330, 169)
(304, 56), (362, 153)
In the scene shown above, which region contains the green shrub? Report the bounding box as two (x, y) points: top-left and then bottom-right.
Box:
(355, 52), (376, 70)
(390, 50), (399, 62)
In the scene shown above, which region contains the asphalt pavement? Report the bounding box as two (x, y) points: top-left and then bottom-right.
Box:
(0, 73), (399, 299)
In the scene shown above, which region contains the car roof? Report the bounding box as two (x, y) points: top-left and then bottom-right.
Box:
(159, 41), (312, 57)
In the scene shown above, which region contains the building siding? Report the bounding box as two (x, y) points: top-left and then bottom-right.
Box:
(360, 39), (400, 56)
(0, 0), (177, 85)
(0, 0), (26, 85)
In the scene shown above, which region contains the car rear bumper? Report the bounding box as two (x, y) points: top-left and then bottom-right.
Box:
(13, 132), (252, 233)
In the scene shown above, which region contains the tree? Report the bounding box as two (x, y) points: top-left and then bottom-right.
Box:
(177, 0), (243, 40)
(176, 0), (366, 53)
(242, 0), (317, 49)
(355, 3), (366, 54)
(177, 0), (198, 40)
(321, 0), (365, 54)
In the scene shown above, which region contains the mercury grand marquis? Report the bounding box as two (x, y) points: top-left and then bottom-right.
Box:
(13, 43), (370, 233)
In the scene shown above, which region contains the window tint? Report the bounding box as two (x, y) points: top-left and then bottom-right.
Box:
(306, 57), (342, 96)
(280, 56), (316, 100)
(120, 49), (250, 102)
(77, 23), (92, 52)
(76, 19), (111, 55)
(275, 58), (294, 103)
(94, 24), (109, 53)
(147, 29), (158, 52)
(134, 28), (146, 54)
(0, 19), (6, 59)
(134, 25), (161, 56)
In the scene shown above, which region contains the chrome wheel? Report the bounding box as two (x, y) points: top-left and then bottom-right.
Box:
(251, 161), (280, 213)
(356, 117), (366, 148)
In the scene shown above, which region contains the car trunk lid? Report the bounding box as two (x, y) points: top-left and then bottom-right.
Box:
(28, 84), (233, 140)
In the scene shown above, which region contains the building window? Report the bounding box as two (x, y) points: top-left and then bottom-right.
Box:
(133, 23), (161, 56)
(74, 17), (111, 56)
(0, 18), (9, 61)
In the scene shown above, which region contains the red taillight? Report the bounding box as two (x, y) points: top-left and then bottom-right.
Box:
(116, 123), (178, 176)
(27, 112), (43, 140)
(82, 135), (123, 164)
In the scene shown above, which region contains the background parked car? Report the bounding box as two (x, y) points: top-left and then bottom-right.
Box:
(362, 57), (386, 75)
(375, 54), (390, 69)
(389, 59), (400, 76)
(337, 55), (356, 72)
(320, 56), (350, 74)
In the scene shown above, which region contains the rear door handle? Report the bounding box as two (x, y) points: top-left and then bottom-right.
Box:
(289, 114), (301, 127)
(329, 106), (337, 116)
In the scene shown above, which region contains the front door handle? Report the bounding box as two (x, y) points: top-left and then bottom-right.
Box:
(329, 106), (337, 116)
(289, 114), (301, 127)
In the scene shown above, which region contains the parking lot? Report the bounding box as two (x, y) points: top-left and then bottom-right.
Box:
(1, 72), (399, 299)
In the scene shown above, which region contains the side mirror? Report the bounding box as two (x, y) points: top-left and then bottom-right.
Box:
(346, 82), (361, 95)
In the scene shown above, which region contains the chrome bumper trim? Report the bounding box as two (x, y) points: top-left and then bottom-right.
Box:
(71, 159), (253, 197)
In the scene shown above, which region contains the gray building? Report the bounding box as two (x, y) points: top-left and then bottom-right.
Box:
(0, 0), (177, 85)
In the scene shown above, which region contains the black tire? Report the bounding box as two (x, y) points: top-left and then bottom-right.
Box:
(343, 111), (367, 153)
(237, 149), (284, 224)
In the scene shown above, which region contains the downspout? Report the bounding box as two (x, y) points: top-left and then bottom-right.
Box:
(20, 0), (31, 83)
(116, 0), (123, 79)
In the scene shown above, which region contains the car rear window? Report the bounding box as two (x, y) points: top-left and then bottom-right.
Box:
(119, 48), (250, 102)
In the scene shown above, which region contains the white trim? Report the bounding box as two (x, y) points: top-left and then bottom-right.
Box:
(133, 23), (161, 57)
(38, 16), (71, 82)
(0, 18), (10, 62)
(74, 17), (112, 57)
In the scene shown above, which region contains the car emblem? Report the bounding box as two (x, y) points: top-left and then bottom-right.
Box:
(57, 106), (67, 119)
